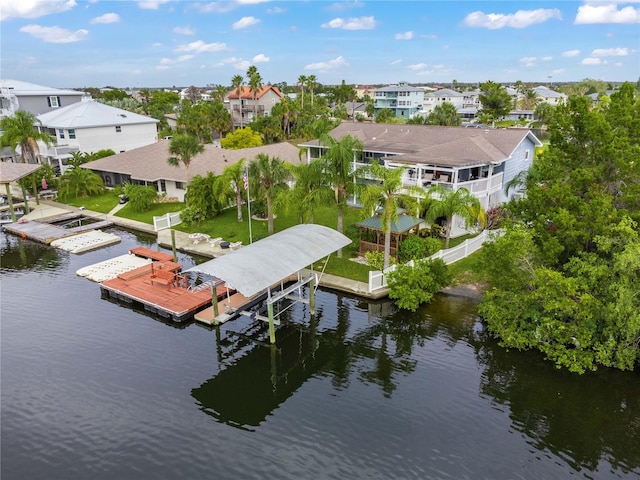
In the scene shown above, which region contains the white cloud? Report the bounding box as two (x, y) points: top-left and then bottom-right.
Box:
(173, 26), (195, 35)
(90, 13), (120, 24)
(267, 7), (285, 14)
(395, 31), (413, 40)
(138, 0), (170, 10)
(575, 4), (640, 24)
(305, 56), (349, 72)
(562, 49), (581, 57)
(464, 8), (562, 29)
(236, 0), (270, 4)
(19, 24), (88, 43)
(233, 16), (260, 29)
(234, 60), (252, 70)
(592, 47), (630, 56)
(542, 56), (553, 61)
(252, 53), (270, 63)
(582, 57), (604, 65)
(158, 55), (194, 67)
(0, 0), (76, 21)
(326, 1), (364, 12)
(407, 63), (427, 71)
(390, 59), (403, 65)
(175, 40), (228, 53)
(520, 56), (537, 67)
(321, 16), (377, 30)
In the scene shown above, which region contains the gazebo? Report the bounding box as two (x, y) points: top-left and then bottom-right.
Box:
(355, 208), (423, 259)
(0, 163), (43, 223)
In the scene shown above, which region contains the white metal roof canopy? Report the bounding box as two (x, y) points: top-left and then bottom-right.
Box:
(185, 224), (351, 298)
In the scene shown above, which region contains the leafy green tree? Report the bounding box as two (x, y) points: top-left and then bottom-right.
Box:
(221, 127), (263, 150)
(58, 167), (104, 198)
(319, 133), (363, 257)
(124, 183), (158, 212)
(375, 108), (395, 123)
(249, 114), (284, 144)
(358, 161), (422, 269)
(0, 110), (53, 163)
(387, 259), (451, 311)
(213, 85), (228, 103)
(519, 88), (539, 110)
(215, 160), (246, 222)
(248, 153), (290, 235)
(479, 81), (512, 125)
(185, 172), (218, 218)
(101, 88), (130, 102)
(398, 235), (427, 263)
(167, 133), (204, 186)
(426, 102), (461, 126)
(534, 102), (554, 127)
(278, 160), (333, 224)
(423, 185), (485, 249)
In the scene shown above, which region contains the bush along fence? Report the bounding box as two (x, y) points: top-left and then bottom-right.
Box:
(368, 229), (504, 293)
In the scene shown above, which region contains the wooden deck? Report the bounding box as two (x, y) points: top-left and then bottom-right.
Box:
(129, 247), (174, 262)
(100, 260), (230, 323)
(3, 215), (114, 244)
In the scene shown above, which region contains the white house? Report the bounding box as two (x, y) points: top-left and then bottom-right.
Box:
(36, 98), (158, 170)
(300, 123), (542, 238)
(374, 82), (423, 118)
(421, 88), (465, 114)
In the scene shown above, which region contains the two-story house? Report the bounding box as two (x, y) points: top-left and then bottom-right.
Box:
(36, 97), (158, 171)
(533, 86), (567, 106)
(299, 123), (541, 238)
(226, 85), (284, 128)
(373, 82), (423, 118)
(0, 79), (85, 120)
(421, 88), (465, 114)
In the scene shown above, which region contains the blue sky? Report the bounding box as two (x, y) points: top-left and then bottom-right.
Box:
(2, 1), (639, 89)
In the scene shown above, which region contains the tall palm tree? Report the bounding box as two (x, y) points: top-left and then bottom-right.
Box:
(319, 133), (363, 257)
(0, 110), (53, 163)
(167, 133), (204, 186)
(231, 74), (245, 128)
(519, 88), (539, 110)
(215, 159), (246, 222)
(298, 74), (308, 109)
(279, 160), (333, 224)
(359, 161), (422, 269)
(214, 84), (228, 103)
(58, 167), (104, 198)
(248, 71), (263, 121)
(307, 74), (318, 107)
(423, 185), (486, 249)
(249, 153), (289, 235)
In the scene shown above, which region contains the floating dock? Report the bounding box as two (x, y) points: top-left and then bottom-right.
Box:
(77, 247), (174, 282)
(3, 212), (114, 245)
(97, 248), (231, 323)
(51, 230), (121, 253)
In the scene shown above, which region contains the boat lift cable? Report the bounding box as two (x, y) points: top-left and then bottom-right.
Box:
(314, 255), (331, 293)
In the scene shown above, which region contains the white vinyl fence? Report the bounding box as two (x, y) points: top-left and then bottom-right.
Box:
(153, 212), (182, 231)
(368, 229), (504, 293)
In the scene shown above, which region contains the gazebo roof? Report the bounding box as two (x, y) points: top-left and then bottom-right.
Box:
(0, 163), (42, 184)
(356, 210), (423, 233)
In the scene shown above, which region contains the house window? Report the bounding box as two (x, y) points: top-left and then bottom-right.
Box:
(525, 150), (530, 159)
(58, 129), (65, 139)
(175, 182), (185, 190)
(160, 180), (166, 192)
(115, 125), (122, 133)
(68, 129), (76, 139)
(47, 96), (61, 107)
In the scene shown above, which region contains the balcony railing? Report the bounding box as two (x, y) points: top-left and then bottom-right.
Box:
(233, 104), (265, 113)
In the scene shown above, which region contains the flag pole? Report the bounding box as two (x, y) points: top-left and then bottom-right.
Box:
(244, 166), (253, 244)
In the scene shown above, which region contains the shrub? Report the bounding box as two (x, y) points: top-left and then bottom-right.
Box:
(387, 259), (451, 311)
(124, 184), (157, 212)
(485, 206), (508, 230)
(398, 235), (427, 263)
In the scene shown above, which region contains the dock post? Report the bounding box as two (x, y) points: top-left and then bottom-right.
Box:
(31, 176), (40, 206)
(5, 184), (15, 223)
(211, 284), (219, 319)
(268, 302), (276, 344)
(309, 275), (316, 315)
(170, 229), (177, 262)
(20, 183), (30, 214)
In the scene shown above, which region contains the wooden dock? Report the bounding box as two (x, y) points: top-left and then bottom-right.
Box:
(3, 213), (114, 244)
(99, 259), (230, 323)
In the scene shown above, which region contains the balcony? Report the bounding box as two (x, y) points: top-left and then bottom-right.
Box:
(233, 104), (265, 113)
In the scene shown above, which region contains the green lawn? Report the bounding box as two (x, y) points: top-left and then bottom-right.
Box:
(58, 191), (120, 214)
(115, 201), (186, 223)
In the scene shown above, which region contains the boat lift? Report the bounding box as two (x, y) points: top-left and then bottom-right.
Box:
(185, 224), (351, 343)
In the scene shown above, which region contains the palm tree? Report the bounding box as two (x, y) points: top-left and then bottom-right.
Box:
(214, 84), (228, 103)
(249, 153), (290, 235)
(319, 133), (363, 257)
(0, 110), (53, 163)
(215, 159), (246, 222)
(423, 185), (486, 249)
(167, 133), (204, 186)
(58, 167), (104, 198)
(279, 160), (333, 224)
(427, 102), (461, 126)
(248, 71), (263, 121)
(359, 161), (422, 269)
(298, 74), (307, 109)
(519, 88), (539, 110)
(307, 74), (318, 107)
(231, 74), (245, 128)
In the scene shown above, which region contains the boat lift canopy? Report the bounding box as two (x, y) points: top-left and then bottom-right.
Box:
(185, 224), (351, 298)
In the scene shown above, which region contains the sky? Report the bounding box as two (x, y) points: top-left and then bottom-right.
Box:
(1, 0), (639, 89)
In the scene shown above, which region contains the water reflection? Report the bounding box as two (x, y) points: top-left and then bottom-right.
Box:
(0, 233), (63, 272)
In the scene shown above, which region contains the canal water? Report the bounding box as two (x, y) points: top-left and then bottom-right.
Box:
(1, 228), (639, 480)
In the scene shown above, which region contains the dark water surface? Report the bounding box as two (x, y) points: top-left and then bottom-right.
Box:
(2, 228), (639, 480)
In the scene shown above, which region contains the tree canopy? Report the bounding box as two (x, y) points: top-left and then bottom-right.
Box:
(478, 81), (640, 373)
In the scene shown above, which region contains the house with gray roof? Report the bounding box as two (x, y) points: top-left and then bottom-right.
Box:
(0, 79), (85, 120)
(421, 88), (465, 114)
(533, 86), (567, 106)
(82, 141), (305, 202)
(36, 98), (158, 171)
(299, 123), (541, 238)
(373, 82), (423, 118)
